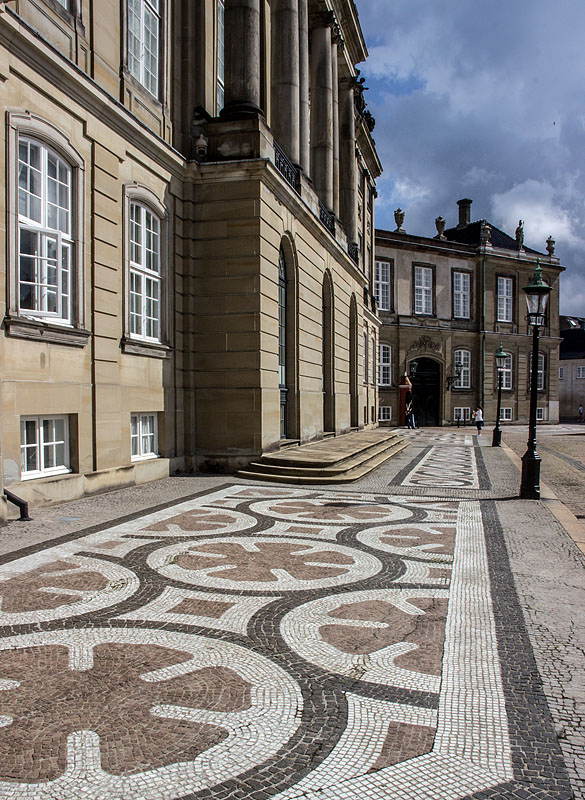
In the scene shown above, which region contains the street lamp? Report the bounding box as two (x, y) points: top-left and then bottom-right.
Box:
(520, 261), (551, 499)
(492, 343), (508, 447)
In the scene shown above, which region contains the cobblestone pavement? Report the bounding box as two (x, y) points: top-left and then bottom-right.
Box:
(0, 430), (583, 799)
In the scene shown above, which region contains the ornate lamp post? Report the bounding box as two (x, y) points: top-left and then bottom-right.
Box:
(492, 343), (508, 447)
(520, 262), (551, 499)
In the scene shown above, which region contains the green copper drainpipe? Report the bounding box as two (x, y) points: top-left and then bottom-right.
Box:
(481, 257), (486, 409)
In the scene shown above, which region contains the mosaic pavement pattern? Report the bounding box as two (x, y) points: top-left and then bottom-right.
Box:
(0, 443), (572, 799)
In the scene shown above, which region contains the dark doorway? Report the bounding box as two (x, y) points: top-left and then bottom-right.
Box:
(410, 357), (441, 426)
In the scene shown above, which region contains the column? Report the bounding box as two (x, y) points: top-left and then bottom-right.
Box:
(331, 34), (340, 216)
(310, 16), (334, 209)
(298, 0), (310, 174)
(271, 0), (300, 164)
(339, 76), (357, 242)
(221, 0), (262, 118)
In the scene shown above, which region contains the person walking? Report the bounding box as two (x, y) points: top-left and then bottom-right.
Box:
(473, 406), (484, 436)
(578, 404), (583, 423)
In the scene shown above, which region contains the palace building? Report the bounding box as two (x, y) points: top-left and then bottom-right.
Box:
(374, 200), (563, 429)
(0, 0), (381, 518)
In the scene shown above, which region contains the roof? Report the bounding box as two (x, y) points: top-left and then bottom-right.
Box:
(444, 220), (544, 255)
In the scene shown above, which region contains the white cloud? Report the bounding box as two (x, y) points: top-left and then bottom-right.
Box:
(491, 180), (585, 251)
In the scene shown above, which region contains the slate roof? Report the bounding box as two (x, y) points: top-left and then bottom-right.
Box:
(444, 220), (543, 255)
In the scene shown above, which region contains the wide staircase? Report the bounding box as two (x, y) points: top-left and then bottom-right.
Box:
(236, 429), (409, 484)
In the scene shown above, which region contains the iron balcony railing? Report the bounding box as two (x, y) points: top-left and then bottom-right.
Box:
(273, 141), (300, 194)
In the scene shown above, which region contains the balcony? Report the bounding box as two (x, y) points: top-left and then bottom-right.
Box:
(273, 141), (300, 194)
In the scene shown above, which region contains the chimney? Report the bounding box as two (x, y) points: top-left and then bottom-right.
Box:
(457, 198), (472, 228)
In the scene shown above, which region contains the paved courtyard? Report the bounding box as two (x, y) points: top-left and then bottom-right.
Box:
(0, 430), (583, 799)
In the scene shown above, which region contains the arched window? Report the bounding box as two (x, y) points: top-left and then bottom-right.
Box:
(129, 201), (162, 342)
(363, 331), (369, 384)
(18, 138), (73, 322)
(278, 248), (287, 437)
(454, 349), (471, 389)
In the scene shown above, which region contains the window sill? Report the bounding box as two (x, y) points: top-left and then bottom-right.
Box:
(121, 337), (171, 359)
(4, 316), (90, 347)
(21, 467), (71, 481)
(131, 454), (160, 463)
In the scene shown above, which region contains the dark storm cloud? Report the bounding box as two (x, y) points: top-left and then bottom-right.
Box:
(357, 0), (585, 312)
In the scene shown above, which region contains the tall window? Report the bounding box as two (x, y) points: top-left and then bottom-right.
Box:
(217, 0), (225, 113)
(371, 337), (376, 385)
(278, 250), (288, 438)
(363, 331), (368, 383)
(576, 366), (585, 379)
(530, 353), (546, 390)
(129, 202), (161, 341)
(128, 0), (160, 96)
(453, 271), (470, 319)
(21, 416), (69, 478)
(18, 138), (72, 322)
(454, 349), (471, 389)
(379, 344), (391, 385)
(414, 265), (433, 315)
(374, 260), (391, 311)
(497, 277), (513, 322)
(501, 354), (513, 390)
(131, 413), (158, 459)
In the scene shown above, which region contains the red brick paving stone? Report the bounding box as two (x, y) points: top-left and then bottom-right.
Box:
(145, 510), (242, 532)
(320, 597), (448, 674)
(175, 541), (355, 582)
(381, 526), (456, 555)
(369, 722), (436, 771)
(0, 643), (251, 781)
(0, 561), (109, 613)
(170, 597), (235, 618)
(93, 540), (127, 550)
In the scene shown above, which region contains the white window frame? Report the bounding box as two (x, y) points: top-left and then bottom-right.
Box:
(129, 200), (162, 343)
(20, 415), (70, 479)
(379, 406), (392, 422)
(379, 344), (392, 386)
(500, 354), (513, 390)
(127, 0), (160, 96)
(453, 407), (471, 422)
(500, 407), (513, 421)
(414, 265), (433, 315)
(454, 349), (471, 389)
(453, 271), (471, 319)
(371, 336), (377, 385)
(7, 113), (86, 339)
(374, 260), (391, 312)
(497, 276), (513, 323)
(576, 366), (585, 379)
(536, 407), (546, 421)
(217, 0), (225, 113)
(17, 137), (73, 323)
(131, 413), (159, 460)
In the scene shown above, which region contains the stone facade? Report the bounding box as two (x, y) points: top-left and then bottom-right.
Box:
(558, 317), (585, 421)
(375, 200), (563, 429)
(0, 0), (381, 519)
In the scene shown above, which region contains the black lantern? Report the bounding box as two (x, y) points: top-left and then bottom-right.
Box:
(520, 261), (551, 499)
(491, 343), (508, 447)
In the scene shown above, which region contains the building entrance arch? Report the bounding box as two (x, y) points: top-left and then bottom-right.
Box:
(410, 357), (441, 427)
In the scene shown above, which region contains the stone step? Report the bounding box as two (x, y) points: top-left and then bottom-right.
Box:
(236, 433), (409, 484)
(258, 429), (404, 469)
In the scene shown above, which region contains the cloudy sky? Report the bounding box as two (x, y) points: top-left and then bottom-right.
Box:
(356, 0), (585, 314)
